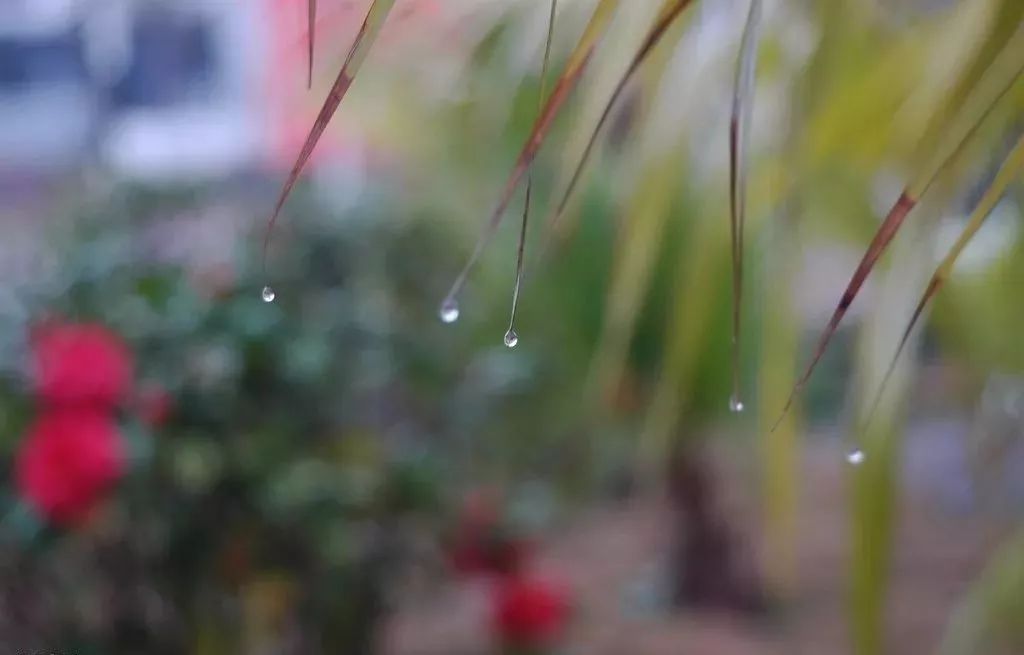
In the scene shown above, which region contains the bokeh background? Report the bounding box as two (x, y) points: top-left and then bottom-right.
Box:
(1, 0), (1023, 653)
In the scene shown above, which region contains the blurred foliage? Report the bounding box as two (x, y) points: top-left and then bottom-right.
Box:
(1, 0), (1023, 652)
(0, 174), (608, 649)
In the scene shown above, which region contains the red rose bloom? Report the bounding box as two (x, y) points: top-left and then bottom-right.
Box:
(493, 575), (570, 648)
(16, 410), (126, 525)
(32, 322), (133, 408)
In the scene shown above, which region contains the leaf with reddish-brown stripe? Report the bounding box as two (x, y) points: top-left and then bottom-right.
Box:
(728, 0), (763, 411)
(540, 0), (697, 255)
(861, 133), (1024, 430)
(308, 0), (317, 89)
(771, 22), (1024, 431)
(263, 0), (397, 275)
(505, 0), (559, 347)
(439, 0), (621, 318)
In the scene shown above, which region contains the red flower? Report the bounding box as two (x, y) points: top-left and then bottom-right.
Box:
(488, 536), (532, 577)
(449, 489), (532, 578)
(492, 575), (570, 648)
(449, 489), (500, 575)
(450, 535), (489, 576)
(135, 383), (173, 428)
(16, 410), (126, 525)
(31, 322), (133, 408)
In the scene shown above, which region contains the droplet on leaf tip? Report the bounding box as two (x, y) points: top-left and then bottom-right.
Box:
(847, 449), (865, 465)
(439, 299), (460, 324)
(261, 286), (276, 303)
(503, 329), (519, 349)
(729, 395), (744, 413)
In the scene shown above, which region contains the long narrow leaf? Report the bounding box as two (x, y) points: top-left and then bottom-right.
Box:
(580, 10), (688, 407)
(505, 0), (559, 347)
(938, 529), (1024, 655)
(308, 0), (317, 88)
(728, 0), (763, 411)
(640, 205), (728, 463)
(262, 0), (397, 276)
(771, 22), (1024, 431)
(587, 146), (684, 404)
(539, 0), (696, 254)
(861, 133), (1024, 430)
(440, 0), (621, 319)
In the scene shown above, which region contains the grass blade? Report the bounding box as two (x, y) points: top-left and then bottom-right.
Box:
(579, 9), (688, 409)
(439, 0), (622, 319)
(539, 0), (697, 255)
(771, 22), (1024, 431)
(938, 529), (1024, 655)
(262, 0), (397, 278)
(308, 0), (317, 88)
(758, 211), (801, 597)
(728, 0), (763, 411)
(587, 146), (684, 405)
(505, 0), (559, 347)
(861, 134), (1024, 432)
(640, 204), (728, 464)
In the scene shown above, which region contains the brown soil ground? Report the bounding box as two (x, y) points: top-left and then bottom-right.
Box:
(384, 429), (1016, 655)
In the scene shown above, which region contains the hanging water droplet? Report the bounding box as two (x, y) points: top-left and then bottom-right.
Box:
(439, 299), (460, 324)
(728, 394), (744, 413)
(261, 285), (276, 303)
(503, 329), (519, 349)
(846, 449), (865, 465)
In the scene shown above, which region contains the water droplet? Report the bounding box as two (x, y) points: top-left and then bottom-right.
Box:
(846, 449), (865, 465)
(728, 395), (744, 413)
(439, 299), (460, 324)
(503, 329), (519, 349)
(261, 286), (276, 303)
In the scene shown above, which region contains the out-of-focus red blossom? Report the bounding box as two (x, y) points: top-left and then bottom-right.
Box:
(452, 533), (532, 577)
(16, 410), (126, 525)
(31, 322), (133, 408)
(492, 575), (571, 649)
(135, 383), (173, 428)
(450, 490), (498, 573)
(488, 537), (531, 577)
(449, 489), (532, 577)
(450, 535), (488, 575)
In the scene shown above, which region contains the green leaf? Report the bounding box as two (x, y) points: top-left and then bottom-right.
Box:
(728, 0), (763, 409)
(938, 529), (1024, 655)
(861, 134), (1024, 431)
(263, 0), (398, 272)
(540, 0), (697, 255)
(505, 0), (559, 345)
(440, 0), (622, 312)
(772, 20), (1024, 431)
(308, 0), (317, 88)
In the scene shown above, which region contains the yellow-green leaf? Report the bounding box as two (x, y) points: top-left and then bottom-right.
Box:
(263, 0), (398, 273)
(441, 0), (622, 316)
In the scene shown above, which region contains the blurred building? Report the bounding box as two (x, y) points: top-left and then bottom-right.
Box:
(0, 0), (267, 181)
(0, 0), (98, 173)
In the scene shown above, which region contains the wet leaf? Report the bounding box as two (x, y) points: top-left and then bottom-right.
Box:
(506, 0), (559, 345)
(939, 529), (1024, 655)
(772, 21), (1024, 431)
(862, 133), (1024, 429)
(440, 0), (622, 312)
(540, 0), (697, 253)
(263, 0), (398, 273)
(728, 0), (763, 409)
(308, 0), (317, 88)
